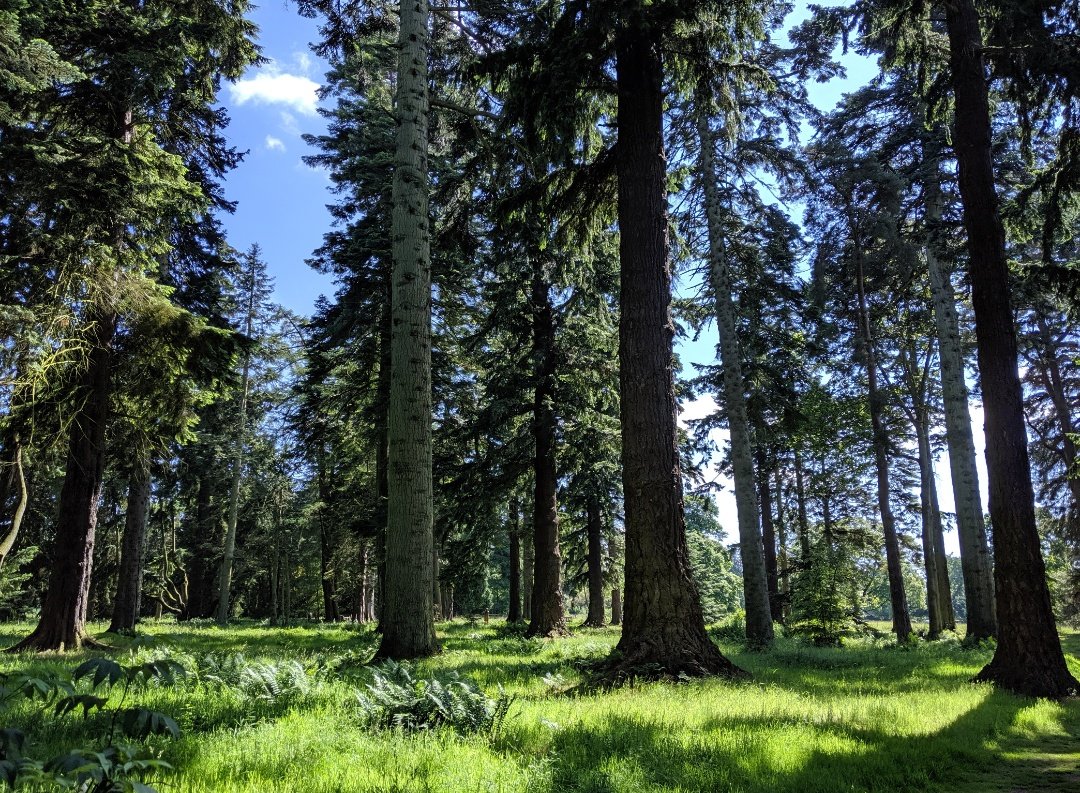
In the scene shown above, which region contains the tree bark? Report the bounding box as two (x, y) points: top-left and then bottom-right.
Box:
(507, 497), (522, 623)
(1032, 311), (1080, 509)
(583, 494), (606, 627)
(376, 0), (437, 659)
(854, 248), (912, 642)
(215, 254), (256, 624)
(610, 585), (622, 626)
(527, 264), (567, 637)
(923, 137), (996, 640)
(0, 442), (29, 571)
(794, 448), (811, 560)
(10, 308), (116, 652)
(756, 448), (782, 624)
(611, 26), (744, 677)
(944, 0), (1077, 697)
(697, 99), (773, 645)
(774, 467), (790, 620)
(108, 464), (151, 633)
(522, 508), (534, 621)
(317, 450), (337, 622)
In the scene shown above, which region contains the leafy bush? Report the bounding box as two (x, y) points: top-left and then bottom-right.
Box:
(198, 653), (313, 704)
(0, 657), (185, 792)
(354, 661), (512, 735)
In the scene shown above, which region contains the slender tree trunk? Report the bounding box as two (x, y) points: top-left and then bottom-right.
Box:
(774, 467), (790, 621)
(611, 27), (744, 677)
(522, 509), (534, 621)
(610, 585), (622, 626)
(507, 498), (522, 623)
(944, 0), (1077, 697)
(185, 473), (217, 619)
(854, 250), (911, 642)
(215, 255), (256, 624)
(0, 442), (29, 571)
(756, 448), (782, 624)
(923, 138), (996, 640)
(697, 100), (773, 646)
(376, 0), (437, 659)
(794, 448), (811, 560)
(374, 294), (392, 629)
(1033, 311), (1080, 509)
(317, 451), (337, 622)
(432, 541), (442, 621)
(108, 464), (151, 634)
(583, 494), (606, 627)
(527, 266), (567, 637)
(10, 308), (116, 651)
(916, 405), (945, 639)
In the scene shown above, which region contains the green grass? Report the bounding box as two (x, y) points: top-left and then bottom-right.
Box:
(0, 619), (1077, 792)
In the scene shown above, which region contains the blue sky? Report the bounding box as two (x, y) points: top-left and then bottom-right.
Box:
(215, 2), (983, 551)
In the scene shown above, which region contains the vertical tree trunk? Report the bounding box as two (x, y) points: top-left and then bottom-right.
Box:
(108, 464), (151, 634)
(185, 473), (217, 619)
(916, 406), (946, 639)
(583, 494), (606, 627)
(522, 509), (534, 621)
(794, 448), (811, 560)
(755, 448), (782, 624)
(216, 254), (257, 624)
(432, 541), (442, 621)
(696, 100), (774, 647)
(945, 0), (1077, 697)
(774, 467), (790, 621)
(854, 250), (912, 642)
(376, 0), (437, 659)
(507, 498), (522, 623)
(374, 294), (392, 629)
(10, 308), (116, 651)
(0, 442), (29, 571)
(527, 266), (567, 637)
(317, 451), (337, 622)
(611, 26), (744, 677)
(1032, 311), (1080, 509)
(610, 585), (622, 626)
(923, 138), (996, 640)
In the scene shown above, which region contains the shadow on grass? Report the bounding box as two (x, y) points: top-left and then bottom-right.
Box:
(541, 692), (1076, 793)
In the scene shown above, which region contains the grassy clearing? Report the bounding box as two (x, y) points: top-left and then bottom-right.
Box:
(0, 619), (1076, 792)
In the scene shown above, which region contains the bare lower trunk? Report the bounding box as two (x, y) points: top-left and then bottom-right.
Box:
(376, 0), (437, 659)
(854, 250), (911, 642)
(522, 516), (534, 621)
(923, 137), (996, 640)
(10, 309), (116, 652)
(944, 0), (1077, 697)
(527, 268), (567, 637)
(583, 494), (606, 627)
(610, 585), (622, 626)
(507, 498), (522, 623)
(611, 30), (744, 678)
(756, 449), (782, 624)
(794, 449), (811, 560)
(697, 98), (773, 647)
(108, 465), (151, 633)
(0, 442), (29, 571)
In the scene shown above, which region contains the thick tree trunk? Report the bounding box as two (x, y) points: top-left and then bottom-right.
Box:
(854, 251), (912, 642)
(108, 465), (151, 634)
(697, 102), (774, 646)
(583, 494), (606, 627)
(611, 28), (744, 678)
(507, 498), (522, 623)
(10, 308), (116, 652)
(527, 267), (567, 637)
(610, 585), (622, 626)
(944, 0), (1077, 697)
(923, 139), (996, 640)
(185, 473), (217, 619)
(376, 0), (437, 659)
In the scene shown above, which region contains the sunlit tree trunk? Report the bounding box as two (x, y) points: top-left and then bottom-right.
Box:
(376, 0), (437, 659)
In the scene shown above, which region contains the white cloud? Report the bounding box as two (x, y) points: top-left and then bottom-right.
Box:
(279, 111), (301, 137)
(228, 67), (320, 116)
(264, 135), (286, 152)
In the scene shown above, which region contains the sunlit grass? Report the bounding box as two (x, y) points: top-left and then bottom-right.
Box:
(0, 619), (1076, 792)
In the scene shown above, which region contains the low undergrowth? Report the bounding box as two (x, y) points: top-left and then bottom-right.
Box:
(0, 619), (1074, 792)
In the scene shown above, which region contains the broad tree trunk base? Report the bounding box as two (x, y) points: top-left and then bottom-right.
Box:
(974, 658), (1078, 700)
(580, 616), (606, 629)
(6, 626), (108, 653)
(604, 629), (748, 683)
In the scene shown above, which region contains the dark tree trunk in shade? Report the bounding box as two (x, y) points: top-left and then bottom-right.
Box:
(374, 293), (391, 630)
(356, 541), (367, 621)
(794, 449), (811, 560)
(583, 495), (606, 627)
(10, 309), (116, 651)
(854, 250), (912, 642)
(1032, 311), (1080, 510)
(522, 515), (533, 621)
(756, 449), (782, 623)
(774, 468), (790, 620)
(184, 473), (218, 620)
(527, 267), (567, 637)
(108, 466), (151, 634)
(432, 542), (442, 620)
(317, 451), (337, 622)
(610, 586), (622, 626)
(916, 408), (947, 639)
(611, 25), (744, 677)
(944, 0), (1077, 697)
(507, 498), (522, 623)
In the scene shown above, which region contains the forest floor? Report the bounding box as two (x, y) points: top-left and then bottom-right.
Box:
(0, 618), (1077, 792)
